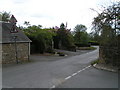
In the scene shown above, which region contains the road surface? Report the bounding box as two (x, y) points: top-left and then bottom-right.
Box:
(2, 47), (118, 88)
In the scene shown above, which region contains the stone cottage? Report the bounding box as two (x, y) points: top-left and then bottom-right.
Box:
(0, 15), (32, 64)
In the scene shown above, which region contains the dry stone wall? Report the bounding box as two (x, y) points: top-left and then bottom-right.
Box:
(1, 43), (29, 64)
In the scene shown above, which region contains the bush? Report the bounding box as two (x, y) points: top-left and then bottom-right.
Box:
(75, 43), (90, 47)
(23, 25), (56, 54)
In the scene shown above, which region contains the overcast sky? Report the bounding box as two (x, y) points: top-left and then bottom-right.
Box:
(0, 0), (119, 32)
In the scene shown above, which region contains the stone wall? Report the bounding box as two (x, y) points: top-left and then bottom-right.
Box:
(99, 46), (120, 66)
(1, 42), (30, 64)
(99, 35), (120, 66)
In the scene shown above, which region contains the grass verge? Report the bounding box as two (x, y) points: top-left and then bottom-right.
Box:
(78, 47), (97, 50)
(91, 59), (99, 65)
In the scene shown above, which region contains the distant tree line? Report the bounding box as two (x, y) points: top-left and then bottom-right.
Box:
(0, 11), (95, 54)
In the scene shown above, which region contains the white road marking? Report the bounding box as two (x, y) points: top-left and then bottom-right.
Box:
(71, 73), (77, 76)
(77, 70), (82, 73)
(93, 64), (97, 67)
(65, 65), (91, 81)
(81, 68), (86, 71)
(51, 85), (56, 88)
(77, 65), (91, 73)
(85, 65), (91, 68)
(65, 76), (72, 80)
(49, 65), (92, 89)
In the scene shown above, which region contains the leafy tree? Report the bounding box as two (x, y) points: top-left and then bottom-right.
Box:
(74, 24), (89, 46)
(0, 11), (11, 22)
(54, 23), (75, 50)
(23, 25), (56, 53)
(60, 23), (66, 30)
(74, 24), (87, 32)
(89, 31), (100, 45)
(92, 2), (120, 46)
(92, 2), (120, 66)
(23, 24), (43, 34)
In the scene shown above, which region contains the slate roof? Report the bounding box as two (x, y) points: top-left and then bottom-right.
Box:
(0, 22), (32, 43)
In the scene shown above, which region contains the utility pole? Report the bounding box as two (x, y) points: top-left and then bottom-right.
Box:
(14, 35), (18, 64)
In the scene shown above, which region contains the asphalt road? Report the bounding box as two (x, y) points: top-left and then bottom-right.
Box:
(57, 66), (118, 88)
(2, 47), (118, 88)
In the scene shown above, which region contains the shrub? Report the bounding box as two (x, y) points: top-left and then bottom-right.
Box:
(75, 43), (90, 47)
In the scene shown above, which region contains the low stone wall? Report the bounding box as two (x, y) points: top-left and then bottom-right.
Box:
(1, 42), (29, 64)
(99, 46), (120, 66)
